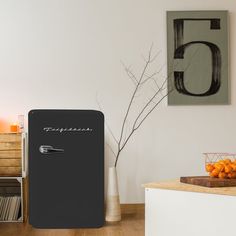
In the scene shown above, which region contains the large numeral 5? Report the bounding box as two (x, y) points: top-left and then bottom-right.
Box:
(174, 19), (222, 97)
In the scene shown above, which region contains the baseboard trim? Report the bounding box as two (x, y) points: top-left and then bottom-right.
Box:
(120, 204), (144, 215)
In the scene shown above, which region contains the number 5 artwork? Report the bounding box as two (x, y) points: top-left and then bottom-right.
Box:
(167, 11), (229, 105)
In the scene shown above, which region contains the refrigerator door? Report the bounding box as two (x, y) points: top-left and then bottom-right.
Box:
(29, 110), (104, 228)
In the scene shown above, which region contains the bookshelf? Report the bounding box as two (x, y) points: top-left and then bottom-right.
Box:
(0, 133), (27, 223)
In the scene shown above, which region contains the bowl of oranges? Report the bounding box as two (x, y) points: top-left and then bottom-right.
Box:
(204, 153), (236, 179)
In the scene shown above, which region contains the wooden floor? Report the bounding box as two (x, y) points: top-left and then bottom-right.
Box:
(0, 205), (144, 236)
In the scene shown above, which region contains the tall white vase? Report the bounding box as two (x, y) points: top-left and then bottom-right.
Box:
(105, 167), (121, 222)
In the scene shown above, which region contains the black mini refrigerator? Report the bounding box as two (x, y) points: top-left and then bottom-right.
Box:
(28, 110), (104, 228)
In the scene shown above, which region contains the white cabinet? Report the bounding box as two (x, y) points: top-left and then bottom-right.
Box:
(144, 180), (236, 236)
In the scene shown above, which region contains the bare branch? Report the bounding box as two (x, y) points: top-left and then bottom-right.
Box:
(149, 50), (161, 63)
(118, 129), (134, 154)
(135, 89), (173, 130)
(132, 76), (168, 131)
(135, 50), (196, 132)
(118, 89), (173, 156)
(141, 54), (147, 63)
(140, 61), (165, 86)
(152, 77), (165, 96)
(121, 61), (138, 85)
(116, 57), (180, 161)
(106, 142), (116, 158)
(148, 43), (154, 60)
(117, 44), (154, 152)
(96, 94), (119, 144)
(113, 46), (199, 167)
(140, 72), (158, 85)
(149, 79), (167, 103)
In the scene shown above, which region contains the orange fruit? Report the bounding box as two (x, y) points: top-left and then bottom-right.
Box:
(224, 164), (233, 173)
(210, 169), (219, 177)
(218, 172), (227, 179)
(214, 163), (224, 172)
(224, 159), (232, 164)
(205, 159), (236, 178)
(219, 160), (225, 164)
(206, 164), (214, 172)
(231, 163), (236, 171)
(209, 172), (216, 177)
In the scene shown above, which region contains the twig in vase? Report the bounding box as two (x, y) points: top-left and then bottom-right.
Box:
(99, 44), (197, 167)
(117, 45), (155, 153)
(115, 45), (171, 167)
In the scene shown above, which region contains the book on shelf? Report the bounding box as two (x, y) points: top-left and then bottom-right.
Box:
(8, 196), (17, 221)
(0, 196), (21, 221)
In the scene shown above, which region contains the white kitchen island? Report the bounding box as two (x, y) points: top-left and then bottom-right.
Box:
(143, 180), (236, 236)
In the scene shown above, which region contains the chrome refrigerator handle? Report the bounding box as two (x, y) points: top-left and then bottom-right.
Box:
(39, 145), (64, 154)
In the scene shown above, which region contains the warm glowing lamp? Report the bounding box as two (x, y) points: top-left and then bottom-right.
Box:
(10, 123), (18, 132)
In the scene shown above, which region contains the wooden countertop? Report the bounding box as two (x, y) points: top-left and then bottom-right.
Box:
(143, 179), (236, 197)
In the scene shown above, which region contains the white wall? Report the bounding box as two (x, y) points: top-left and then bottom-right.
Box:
(0, 0), (235, 203)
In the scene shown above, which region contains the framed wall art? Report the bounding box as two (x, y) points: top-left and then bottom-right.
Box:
(167, 11), (229, 105)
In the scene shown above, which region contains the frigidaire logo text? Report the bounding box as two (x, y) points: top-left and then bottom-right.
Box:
(43, 127), (93, 133)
